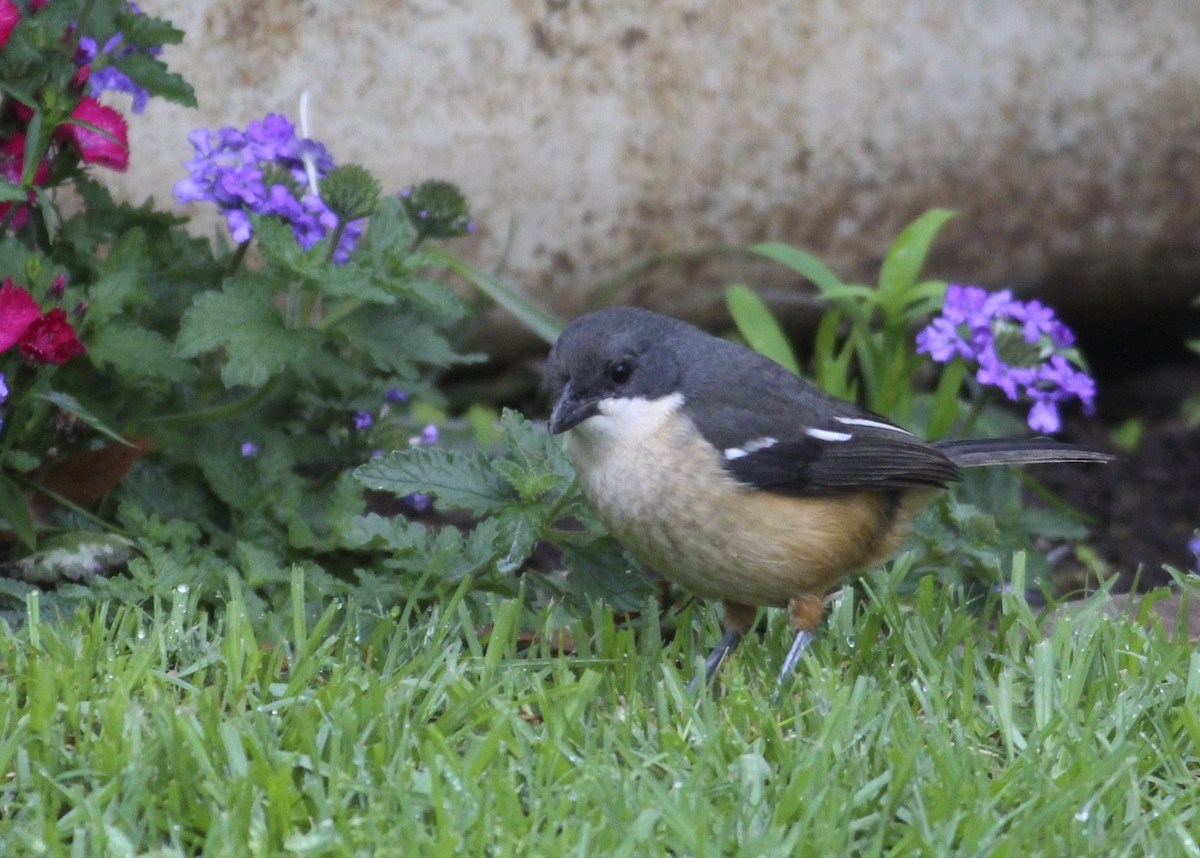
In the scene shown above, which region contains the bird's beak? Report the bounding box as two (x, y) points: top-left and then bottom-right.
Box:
(549, 381), (600, 434)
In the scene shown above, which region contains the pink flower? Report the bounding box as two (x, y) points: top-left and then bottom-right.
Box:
(57, 97), (129, 171)
(0, 279), (42, 352)
(18, 308), (86, 364)
(0, 0), (20, 48)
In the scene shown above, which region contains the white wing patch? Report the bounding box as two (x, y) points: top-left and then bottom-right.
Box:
(834, 416), (914, 436)
(723, 436), (778, 461)
(805, 427), (853, 442)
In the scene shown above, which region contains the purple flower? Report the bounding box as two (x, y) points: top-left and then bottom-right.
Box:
(419, 423), (439, 445)
(404, 493), (432, 513)
(174, 113), (365, 263)
(76, 15), (160, 115)
(0, 372), (7, 402)
(353, 411), (373, 430)
(385, 388), (408, 403)
(917, 285), (1098, 433)
(240, 441), (259, 457)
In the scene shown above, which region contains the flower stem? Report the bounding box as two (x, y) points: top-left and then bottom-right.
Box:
(146, 375), (282, 427)
(225, 241), (250, 279)
(960, 388), (989, 436)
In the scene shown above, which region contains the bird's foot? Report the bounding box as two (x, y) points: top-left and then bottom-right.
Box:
(686, 628), (743, 694)
(774, 629), (815, 702)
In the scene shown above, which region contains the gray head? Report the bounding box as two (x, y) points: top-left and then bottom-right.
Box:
(546, 307), (702, 434)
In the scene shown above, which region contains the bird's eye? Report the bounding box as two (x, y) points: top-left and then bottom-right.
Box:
(608, 360), (633, 385)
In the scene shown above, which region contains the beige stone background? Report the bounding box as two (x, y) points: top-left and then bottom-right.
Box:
(110, 1), (1200, 356)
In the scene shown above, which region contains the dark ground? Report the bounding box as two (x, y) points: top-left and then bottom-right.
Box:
(1042, 360), (1200, 590)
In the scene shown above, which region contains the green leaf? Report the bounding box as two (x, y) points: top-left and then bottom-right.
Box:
(0, 180), (26, 203)
(557, 541), (654, 612)
(493, 510), (540, 576)
(342, 512), (431, 554)
(115, 52), (197, 108)
(878, 209), (956, 305)
(422, 245), (565, 345)
(254, 216), (321, 278)
(751, 242), (847, 295)
(88, 325), (198, 387)
(501, 408), (576, 485)
(354, 448), (510, 515)
(812, 309), (856, 400)
(925, 358), (967, 440)
(36, 392), (132, 447)
(319, 266), (395, 304)
(725, 284), (801, 375)
(336, 307), (475, 377)
(0, 474), (35, 549)
(177, 276), (321, 388)
(87, 228), (148, 324)
(2, 450), (39, 474)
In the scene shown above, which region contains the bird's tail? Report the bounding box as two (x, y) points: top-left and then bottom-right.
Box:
(936, 438), (1114, 468)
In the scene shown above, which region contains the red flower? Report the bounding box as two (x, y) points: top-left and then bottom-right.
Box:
(0, 0), (20, 48)
(57, 97), (129, 172)
(0, 134), (51, 229)
(0, 279), (42, 352)
(18, 308), (86, 365)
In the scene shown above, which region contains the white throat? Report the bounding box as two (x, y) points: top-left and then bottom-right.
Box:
(566, 392), (685, 452)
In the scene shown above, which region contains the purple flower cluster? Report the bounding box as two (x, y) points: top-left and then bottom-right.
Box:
(77, 25), (158, 114)
(174, 114), (363, 263)
(916, 285), (1096, 433)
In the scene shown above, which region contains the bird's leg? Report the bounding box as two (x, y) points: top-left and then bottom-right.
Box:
(775, 594), (824, 696)
(687, 601), (756, 693)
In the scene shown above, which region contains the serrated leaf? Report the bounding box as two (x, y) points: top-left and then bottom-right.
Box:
(751, 242), (847, 294)
(878, 209), (956, 302)
(89, 325), (198, 386)
(361, 196), (415, 269)
(354, 448), (510, 514)
(501, 408), (576, 486)
(494, 511), (539, 575)
(558, 540), (654, 612)
(319, 265), (395, 303)
(337, 307), (471, 376)
(343, 512), (431, 553)
(401, 278), (467, 321)
(254, 216), (318, 276)
(87, 228), (147, 324)
(725, 284), (801, 375)
(177, 276), (321, 388)
(115, 52), (196, 108)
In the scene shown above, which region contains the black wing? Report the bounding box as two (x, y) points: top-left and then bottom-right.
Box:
(683, 380), (959, 496)
(675, 327), (961, 496)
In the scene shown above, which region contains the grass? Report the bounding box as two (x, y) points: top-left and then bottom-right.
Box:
(2, 556), (1199, 856)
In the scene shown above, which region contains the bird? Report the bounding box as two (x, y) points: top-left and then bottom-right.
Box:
(545, 306), (1113, 690)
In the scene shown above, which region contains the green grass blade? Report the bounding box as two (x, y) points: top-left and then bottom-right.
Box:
(725, 284), (801, 374)
(422, 245), (565, 344)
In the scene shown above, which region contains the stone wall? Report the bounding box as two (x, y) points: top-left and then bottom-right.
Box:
(112, 1), (1200, 349)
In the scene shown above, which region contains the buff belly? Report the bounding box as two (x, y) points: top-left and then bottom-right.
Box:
(565, 405), (929, 608)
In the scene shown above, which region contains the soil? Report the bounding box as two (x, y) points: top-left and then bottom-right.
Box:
(1041, 360), (1200, 590)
